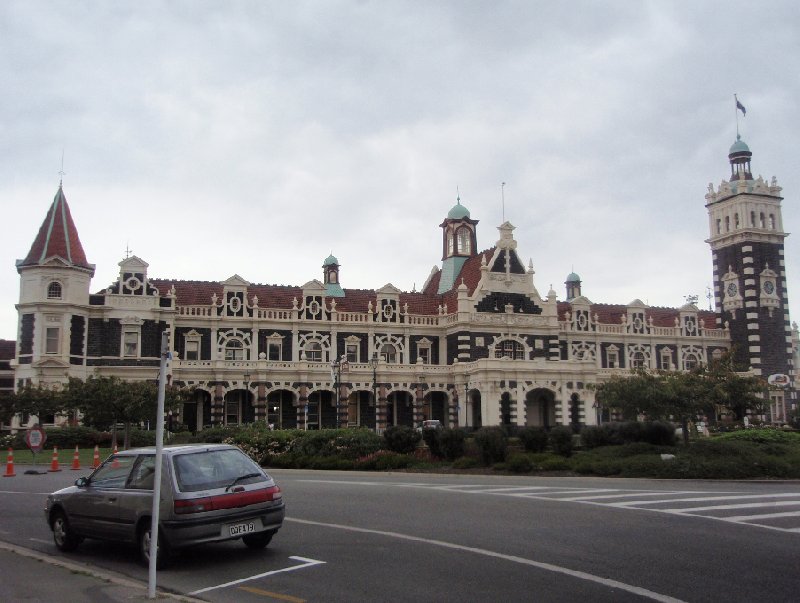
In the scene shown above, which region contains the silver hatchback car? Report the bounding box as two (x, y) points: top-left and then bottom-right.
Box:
(45, 443), (285, 567)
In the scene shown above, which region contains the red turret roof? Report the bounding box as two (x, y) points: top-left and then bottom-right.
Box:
(18, 185), (94, 273)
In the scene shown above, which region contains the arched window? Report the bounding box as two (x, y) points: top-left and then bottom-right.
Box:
(684, 353), (700, 370)
(456, 227), (471, 254)
(381, 344), (397, 363)
(724, 216), (730, 232)
(632, 351), (646, 369)
(769, 214), (775, 229)
(734, 213), (740, 228)
(750, 211), (756, 227)
(495, 339), (525, 360)
(224, 339), (246, 361)
(759, 212), (765, 228)
(47, 281), (62, 299)
(304, 341), (322, 362)
(447, 232), (454, 255)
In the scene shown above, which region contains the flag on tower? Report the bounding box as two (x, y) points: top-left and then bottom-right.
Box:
(735, 96), (746, 116)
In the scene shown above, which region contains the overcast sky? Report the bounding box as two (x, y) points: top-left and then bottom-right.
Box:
(2, 1), (799, 342)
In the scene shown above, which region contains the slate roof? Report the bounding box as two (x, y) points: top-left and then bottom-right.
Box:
(18, 186), (93, 272)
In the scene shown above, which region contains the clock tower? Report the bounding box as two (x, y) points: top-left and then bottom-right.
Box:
(705, 136), (796, 419)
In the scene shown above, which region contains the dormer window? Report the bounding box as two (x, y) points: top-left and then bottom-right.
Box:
(47, 281), (62, 299)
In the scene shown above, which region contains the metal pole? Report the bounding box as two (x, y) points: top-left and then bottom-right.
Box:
(148, 331), (169, 599)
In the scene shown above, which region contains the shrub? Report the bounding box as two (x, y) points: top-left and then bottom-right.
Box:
(539, 456), (571, 472)
(354, 450), (414, 471)
(421, 427), (442, 458)
(715, 429), (800, 445)
(437, 429), (466, 461)
(383, 426), (421, 454)
(641, 421), (677, 446)
(507, 452), (533, 473)
(473, 427), (508, 465)
(518, 427), (548, 453)
(548, 426), (574, 457)
(452, 456), (479, 469)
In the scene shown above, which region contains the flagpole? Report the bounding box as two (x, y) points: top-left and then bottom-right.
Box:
(734, 93), (739, 138)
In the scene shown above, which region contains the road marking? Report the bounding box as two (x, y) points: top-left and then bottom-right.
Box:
(238, 585), (306, 602)
(724, 510), (800, 522)
(286, 518), (686, 603)
(189, 556), (325, 595)
(657, 501), (800, 513)
(610, 493), (800, 507)
(29, 538), (51, 545)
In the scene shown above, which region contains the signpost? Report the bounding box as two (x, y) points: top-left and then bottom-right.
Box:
(25, 424), (47, 467)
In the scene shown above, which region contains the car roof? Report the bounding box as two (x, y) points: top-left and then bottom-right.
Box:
(113, 443), (238, 456)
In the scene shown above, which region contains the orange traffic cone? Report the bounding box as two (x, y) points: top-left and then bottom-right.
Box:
(92, 445), (100, 468)
(71, 445), (81, 470)
(48, 446), (62, 472)
(112, 444), (119, 468)
(3, 448), (15, 477)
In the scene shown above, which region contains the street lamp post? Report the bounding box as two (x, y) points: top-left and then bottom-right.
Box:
(370, 352), (379, 432)
(464, 380), (469, 428)
(331, 355), (348, 429)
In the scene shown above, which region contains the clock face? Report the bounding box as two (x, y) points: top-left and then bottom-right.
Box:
(726, 282), (738, 298)
(763, 281), (775, 295)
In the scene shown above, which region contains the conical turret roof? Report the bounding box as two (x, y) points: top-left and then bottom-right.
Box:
(17, 185), (94, 273)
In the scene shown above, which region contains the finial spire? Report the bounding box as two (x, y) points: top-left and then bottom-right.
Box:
(58, 149), (66, 186)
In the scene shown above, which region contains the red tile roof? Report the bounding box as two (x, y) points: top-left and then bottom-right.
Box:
(19, 186), (93, 272)
(557, 302), (717, 327)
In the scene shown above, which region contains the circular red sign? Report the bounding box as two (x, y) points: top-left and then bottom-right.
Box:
(25, 425), (47, 454)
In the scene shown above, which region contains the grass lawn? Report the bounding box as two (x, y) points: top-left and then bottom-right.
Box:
(5, 447), (113, 468)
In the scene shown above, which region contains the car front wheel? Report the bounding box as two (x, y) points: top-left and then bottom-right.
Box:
(138, 523), (170, 569)
(242, 531), (273, 549)
(52, 511), (81, 552)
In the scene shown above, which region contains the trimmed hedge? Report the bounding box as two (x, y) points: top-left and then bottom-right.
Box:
(473, 427), (508, 465)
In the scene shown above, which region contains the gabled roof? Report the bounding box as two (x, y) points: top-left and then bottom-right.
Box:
(17, 185), (94, 273)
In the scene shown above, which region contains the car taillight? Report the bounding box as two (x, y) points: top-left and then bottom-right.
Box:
(174, 485), (282, 514)
(174, 497), (213, 514)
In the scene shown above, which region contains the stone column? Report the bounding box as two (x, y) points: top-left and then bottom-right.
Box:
(297, 384), (308, 430)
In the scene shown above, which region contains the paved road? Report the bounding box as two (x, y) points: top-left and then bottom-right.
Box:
(2, 467), (799, 602)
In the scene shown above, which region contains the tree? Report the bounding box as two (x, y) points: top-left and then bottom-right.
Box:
(9, 383), (69, 427)
(64, 376), (187, 449)
(701, 351), (766, 421)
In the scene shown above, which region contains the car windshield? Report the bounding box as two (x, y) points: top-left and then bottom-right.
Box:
(173, 448), (266, 492)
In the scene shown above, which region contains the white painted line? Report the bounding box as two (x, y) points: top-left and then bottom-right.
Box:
(561, 491), (701, 502)
(611, 493), (800, 507)
(188, 555), (326, 595)
(723, 511), (800, 522)
(657, 501), (800, 513)
(29, 538), (51, 545)
(286, 518), (686, 603)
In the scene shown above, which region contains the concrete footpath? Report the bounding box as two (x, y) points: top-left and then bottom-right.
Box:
(0, 541), (204, 602)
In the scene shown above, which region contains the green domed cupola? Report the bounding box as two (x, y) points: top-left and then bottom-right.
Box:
(728, 135), (753, 181)
(447, 198), (471, 220)
(322, 254), (344, 297)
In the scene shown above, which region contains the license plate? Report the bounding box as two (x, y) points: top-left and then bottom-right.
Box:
(228, 522), (256, 536)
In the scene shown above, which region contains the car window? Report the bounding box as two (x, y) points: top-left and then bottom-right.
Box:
(127, 455), (156, 490)
(90, 455), (137, 489)
(173, 449), (266, 492)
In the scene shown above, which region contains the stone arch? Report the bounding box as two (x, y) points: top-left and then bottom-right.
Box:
(223, 386), (254, 425)
(182, 388), (211, 433)
(386, 390), (414, 427)
(266, 389), (298, 429)
(524, 388), (556, 428)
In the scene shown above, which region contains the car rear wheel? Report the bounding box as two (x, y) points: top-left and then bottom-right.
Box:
(242, 531), (273, 549)
(52, 511), (81, 552)
(138, 523), (171, 569)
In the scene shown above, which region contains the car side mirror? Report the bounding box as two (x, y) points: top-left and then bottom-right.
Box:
(75, 477), (89, 488)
